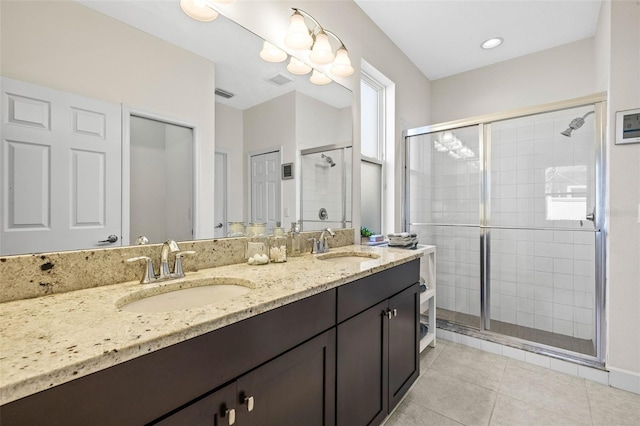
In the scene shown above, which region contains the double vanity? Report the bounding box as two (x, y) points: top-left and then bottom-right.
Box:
(0, 242), (423, 425)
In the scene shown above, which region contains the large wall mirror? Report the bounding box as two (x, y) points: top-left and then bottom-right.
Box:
(0, 0), (353, 255)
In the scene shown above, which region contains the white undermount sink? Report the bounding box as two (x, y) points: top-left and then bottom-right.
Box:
(118, 277), (253, 313)
(316, 252), (381, 263)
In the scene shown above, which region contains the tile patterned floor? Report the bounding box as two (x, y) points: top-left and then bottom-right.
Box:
(384, 340), (640, 426)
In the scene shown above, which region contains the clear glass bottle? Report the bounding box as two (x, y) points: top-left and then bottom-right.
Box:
(287, 221), (302, 257)
(269, 227), (287, 263)
(245, 222), (269, 264)
(227, 221), (245, 237)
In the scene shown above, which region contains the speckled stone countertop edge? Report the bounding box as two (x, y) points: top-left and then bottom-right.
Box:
(0, 245), (426, 406)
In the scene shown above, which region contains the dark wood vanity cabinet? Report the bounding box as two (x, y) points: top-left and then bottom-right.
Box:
(336, 260), (420, 426)
(156, 329), (335, 426)
(1, 259), (419, 426)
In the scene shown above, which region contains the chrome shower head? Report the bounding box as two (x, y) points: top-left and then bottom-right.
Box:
(321, 154), (336, 167)
(561, 111), (594, 137)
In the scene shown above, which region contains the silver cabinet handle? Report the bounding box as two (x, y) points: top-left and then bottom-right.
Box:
(99, 234), (118, 243)
(586, 212), (595, 222)
(392, 308), (398, 317)
(225, 408), (236, 425)
(244, 396), (254, 412)
(215, 223), (223, 228)
(386, 309), (393, 319)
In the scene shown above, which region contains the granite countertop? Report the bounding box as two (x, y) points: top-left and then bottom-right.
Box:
(0, 245), (423, 406)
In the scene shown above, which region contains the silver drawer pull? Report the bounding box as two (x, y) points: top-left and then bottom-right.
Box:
(386, 309), (393, 319)
(393, 308), (398, 317)
(244, 395), (254, 412)
(225, 408), (236, 425)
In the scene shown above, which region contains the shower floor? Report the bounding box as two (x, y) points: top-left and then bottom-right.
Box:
(437, 308), (596, 356)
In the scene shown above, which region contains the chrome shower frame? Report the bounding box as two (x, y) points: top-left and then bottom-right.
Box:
(403, 93), (608, 368)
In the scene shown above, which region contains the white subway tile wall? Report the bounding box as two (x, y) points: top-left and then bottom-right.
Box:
(408, 106), (597, 346)
(301, 149), (352, 231)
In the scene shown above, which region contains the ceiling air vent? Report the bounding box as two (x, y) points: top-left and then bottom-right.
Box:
(266, 73), (293, 86)
(215, 88), (235, 99)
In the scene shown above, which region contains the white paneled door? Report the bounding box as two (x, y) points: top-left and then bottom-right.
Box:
(250, 151), (280, 234)
(1, 78), (121, 255)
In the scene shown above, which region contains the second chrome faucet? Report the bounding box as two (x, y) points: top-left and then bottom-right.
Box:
(128, 240), (195, 284)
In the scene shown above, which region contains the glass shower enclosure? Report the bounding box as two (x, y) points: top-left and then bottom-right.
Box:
(300, 145), (352, 231)
(404, 96), (606, 365)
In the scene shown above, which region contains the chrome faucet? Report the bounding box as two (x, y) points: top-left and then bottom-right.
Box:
(160, 240), (180, 278)
(310, 228), (335, 254)
(127, 240), (195, 284)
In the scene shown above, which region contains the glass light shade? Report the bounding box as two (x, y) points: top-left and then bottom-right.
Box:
(214, 0), (236, 4)
(285, 12), (313, 50)
(330, 47), (354, 77)
(287, 57), (312, 75)
(310, 69), (332, 85)
(309, 32), (334, 65)
(180, 0), (218, 22)
(260, 41), (287, 63)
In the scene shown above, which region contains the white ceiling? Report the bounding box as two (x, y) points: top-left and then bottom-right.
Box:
(354, 0), (603, 81)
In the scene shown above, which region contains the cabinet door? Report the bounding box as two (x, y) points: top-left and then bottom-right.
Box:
(336, 300), (388, 426)
(388, 283), (420, 409)
(154, 382), (237, 426)
(236, 329), (336, 426)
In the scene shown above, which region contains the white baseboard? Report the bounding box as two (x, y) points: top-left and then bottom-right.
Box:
(436, 328), (640, 395)
(609, 367), (640, 394)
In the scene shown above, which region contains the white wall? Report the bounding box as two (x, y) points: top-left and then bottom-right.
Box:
(215, 103), (245, 222)
(0, 0), (217, 239)
(222, 0), (432, 237)
(602, 0), (640, 389)
(430, 38), (596, 124)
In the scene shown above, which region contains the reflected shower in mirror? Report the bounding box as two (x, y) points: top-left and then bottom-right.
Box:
(0, 0), (353, 255)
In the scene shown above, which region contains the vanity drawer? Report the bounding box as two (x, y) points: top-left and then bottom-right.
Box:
(337, 259), (419, 323)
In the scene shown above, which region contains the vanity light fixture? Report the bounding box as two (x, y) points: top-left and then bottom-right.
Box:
(481, 37), (503, 49)
(287, 57), (312, 75)
(309, 69), (332, 85)
(179, 0), (235, 22)
(260, 41), (288, 63)
(284, 8), (355, 78)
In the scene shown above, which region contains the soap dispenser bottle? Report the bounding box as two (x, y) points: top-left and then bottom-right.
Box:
(287, 221), (302, 257)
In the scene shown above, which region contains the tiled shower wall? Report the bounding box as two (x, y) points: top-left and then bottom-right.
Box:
(490, 107), (596, 341)
(408, 105), (597, 344)
(301, 149), (352, 231)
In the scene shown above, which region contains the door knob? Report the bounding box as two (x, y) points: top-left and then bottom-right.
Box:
(99, 234), (118, 243)
(215, 223), (223, 228)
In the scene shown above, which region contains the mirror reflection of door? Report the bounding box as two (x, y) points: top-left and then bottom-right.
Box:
(250, 151), (281, 234)
(0, 77), (122, 255)
(129, 116), (193, 245)
(214, 152), (228, 238)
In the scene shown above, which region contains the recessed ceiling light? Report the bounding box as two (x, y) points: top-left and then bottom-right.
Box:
(481, 37), (504, 50)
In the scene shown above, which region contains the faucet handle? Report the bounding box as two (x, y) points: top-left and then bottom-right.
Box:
(308, 238), (319, 254)
(127, 256), (156, 284)
(173, 251), (196, 277)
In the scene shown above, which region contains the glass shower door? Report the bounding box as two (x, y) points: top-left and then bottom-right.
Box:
(486, 105), (599, 356)
(406, 125), (482, 329)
